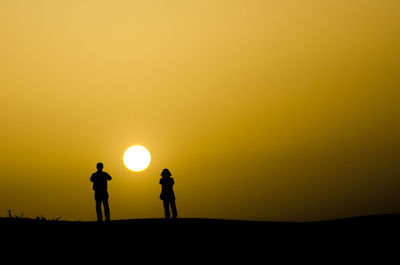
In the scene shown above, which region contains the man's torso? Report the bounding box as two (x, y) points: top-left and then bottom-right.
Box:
(91, 171), (111, 192)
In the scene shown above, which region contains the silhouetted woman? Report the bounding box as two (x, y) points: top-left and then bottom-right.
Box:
(159, 168), (177, 219)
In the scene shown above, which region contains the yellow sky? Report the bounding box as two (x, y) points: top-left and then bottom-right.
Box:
(0, 0), (399, 221)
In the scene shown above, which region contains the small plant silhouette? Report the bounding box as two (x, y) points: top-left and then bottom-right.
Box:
(5, 209), (61, 223)
(7, 209), (24, 219)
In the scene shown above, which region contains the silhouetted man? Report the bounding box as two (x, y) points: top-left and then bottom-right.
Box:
(90, 162), (112, 222)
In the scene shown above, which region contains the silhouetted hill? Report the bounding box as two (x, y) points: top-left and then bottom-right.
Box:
(2, 215), (398, 259)
(2, 213), (399, 225)
(2, 214), (399, 238)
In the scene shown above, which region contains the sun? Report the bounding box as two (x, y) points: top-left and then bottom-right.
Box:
(123, 145), (151, 172)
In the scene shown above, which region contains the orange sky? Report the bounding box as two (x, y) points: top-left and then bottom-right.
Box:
(0, 0), (399, 221)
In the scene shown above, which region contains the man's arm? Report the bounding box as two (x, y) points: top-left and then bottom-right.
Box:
(107, 173), (112, 181)
(90, 173), (94, 182)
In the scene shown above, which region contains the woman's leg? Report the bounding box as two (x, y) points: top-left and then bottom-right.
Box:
(170, 200), (177, 219)
(163, 200), (170, 219)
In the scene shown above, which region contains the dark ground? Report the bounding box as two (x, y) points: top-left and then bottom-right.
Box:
(1, 215), (399, 260)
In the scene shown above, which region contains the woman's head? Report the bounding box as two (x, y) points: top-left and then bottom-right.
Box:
(161, 168), (171, 178)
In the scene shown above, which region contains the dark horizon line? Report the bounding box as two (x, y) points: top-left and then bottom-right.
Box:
(1, 213), (399, 224)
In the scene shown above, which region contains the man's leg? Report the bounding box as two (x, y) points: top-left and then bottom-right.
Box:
(103, 199), (110, 222)
(170, 199), (177, 219)
(95, 199), (102, 222)
(163, 200), (170, 219)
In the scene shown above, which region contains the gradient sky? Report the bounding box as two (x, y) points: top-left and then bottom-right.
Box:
(0, 0), (399, 221)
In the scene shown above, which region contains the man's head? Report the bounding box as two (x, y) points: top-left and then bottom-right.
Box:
(97, 162), (104, 171)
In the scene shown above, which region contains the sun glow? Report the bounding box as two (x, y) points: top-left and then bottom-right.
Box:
(123, 145), (151, 172)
